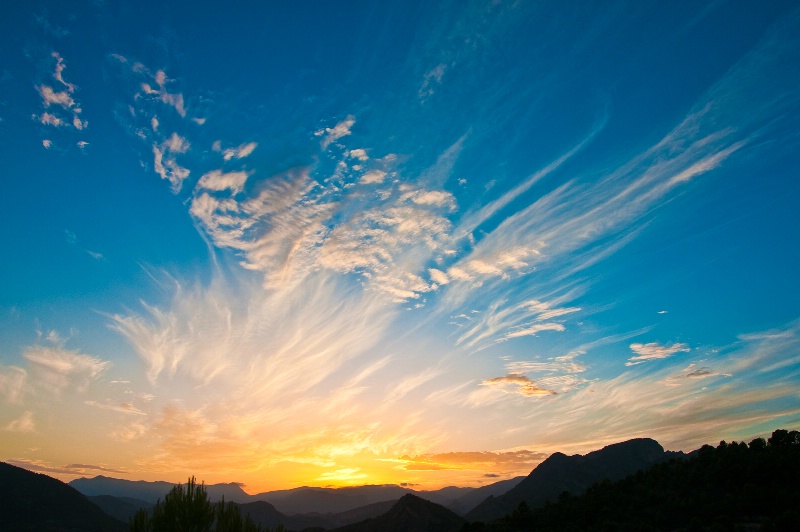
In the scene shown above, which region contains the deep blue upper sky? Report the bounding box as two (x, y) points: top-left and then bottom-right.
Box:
(1, 0), (799, 490)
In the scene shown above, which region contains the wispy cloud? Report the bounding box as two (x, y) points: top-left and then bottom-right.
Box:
(664, 363), (731, 386)
(196, 170), (250, 194)
(186, 142), (459, 301)
(33, 52), (87, 145)
(419, 63), (447, 101)
(23, 346), (110, 395)
(385, 367), (443, 404)
(626, 342), (691, 366)
(108, 269), (397, 394)
(62, 463), (129, 474)
(189, 167), (335, 289)
(65, 229), (105, 261)
(85, 400), (146, 416)
(505, 322), (566, 339)
(397, 449), (547, 472)
(213, 141), (258, 161)
(316, 115), (355, 150)
(359, 169), (386, 184)
(110, 57), (199, 191)
(504, 351), (589, 394)
(317, 468), (367, 483)
(455, 294), (582, 349)
(4, 411), (35, 433)
(480, 374), (556, 397)
(501, 320), (800, 455)
(7, 458), (127, 476)
(153, 132), (190, 192)
(140, 69), (186, 117)
(347, 148), (369, 161)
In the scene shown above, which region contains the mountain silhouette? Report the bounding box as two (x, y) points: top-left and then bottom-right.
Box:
(87, 494), (151, 523)
(330, 493), (466, 532)
(253, 484), (414, 514)
(70, 475), (252, 504)
(446, 476), (524, 515)
(479, 430), (800, 530)
(231, 498), (398, 530)
(466, 438), (681, 522)
(227, 500), (291, 529)
(0, 461), (126, 531)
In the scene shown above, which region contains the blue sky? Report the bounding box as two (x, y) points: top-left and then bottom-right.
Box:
(1, 0), (799, 491)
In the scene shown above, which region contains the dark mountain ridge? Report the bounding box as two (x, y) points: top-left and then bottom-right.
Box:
(480, 429), (800, 530)
(446, 476), (525, 515)
(229, 499), (398, 530)
(254, 484), (414, 514)
(466, 437), (683, 522)
(87, 495), (152, 524)
(330, 493), (465, 532)
(0, 461), (126, 531)
(70, 475), (252, 504)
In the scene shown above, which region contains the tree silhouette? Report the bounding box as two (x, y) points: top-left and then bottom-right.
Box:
(130, 477), (271, 532)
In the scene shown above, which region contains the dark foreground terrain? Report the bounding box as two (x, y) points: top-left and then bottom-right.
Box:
(1, 429), (798, 531)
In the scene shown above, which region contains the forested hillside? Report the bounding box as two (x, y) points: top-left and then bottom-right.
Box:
(468, 429), (800, 531)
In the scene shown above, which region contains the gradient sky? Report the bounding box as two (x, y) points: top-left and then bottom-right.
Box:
(2, 0), (800, 494)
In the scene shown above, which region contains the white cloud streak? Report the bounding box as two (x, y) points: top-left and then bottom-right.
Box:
(626, 342), (691, 366)
(4, 411), (35, 433)
(197, 170), (250, 195)
(23, 346), (110, 395)
(153, 133), (190, 192)
(212, 140), (258, 161)
(317, 115), (355, 150)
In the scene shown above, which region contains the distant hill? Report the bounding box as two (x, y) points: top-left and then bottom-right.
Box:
(0, 461), (126, 531)
(466, 438), (682, 522)
(70, 475), (252, 504)
(87, 495), (151, 523)
(70, 477), (488, 527)
(415, 485), (473, 509)
(231, 498), (396, 530)
(320, 499), (397, 527)
(71, 474), (520, 517)
(445, 476), (524, 515)
(330, 493), (466, 532)
(253, 484), (414, 514)
(77, 475), (523, 523)
(227, 500), (292, 529)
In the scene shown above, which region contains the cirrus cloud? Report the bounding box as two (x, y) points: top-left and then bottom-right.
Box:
(481, 374), (556, 397)
(626, 342), (691, 366)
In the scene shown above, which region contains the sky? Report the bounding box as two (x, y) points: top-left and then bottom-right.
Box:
(1, 0), (800, 494)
